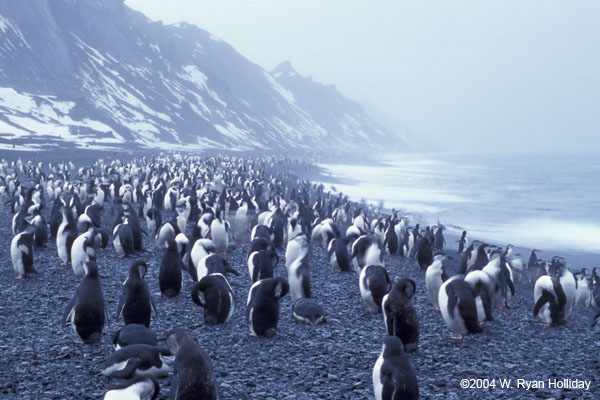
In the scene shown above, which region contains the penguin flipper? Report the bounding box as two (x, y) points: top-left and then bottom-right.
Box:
(116, 293), (125, 321)
(109, 359), (150, 379)
(459, 298), (482, 334)
(446, 286), (458, 319)
(380, 368), (396, 400)
(383, 300), (393, 336)
(169, 371), (179, 400)
(63, 297), (76, 323)
(533, 290), (554, 317)
(225, 265), (240, 276)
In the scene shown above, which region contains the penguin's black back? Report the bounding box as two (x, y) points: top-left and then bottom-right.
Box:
(121, 264), (153, 327)
(381, 336), (419, 400)
(159, 241), (183, 298)
(73, 266), (105, 343)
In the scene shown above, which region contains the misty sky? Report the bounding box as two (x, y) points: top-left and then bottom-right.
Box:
(125, 0), (600, 154)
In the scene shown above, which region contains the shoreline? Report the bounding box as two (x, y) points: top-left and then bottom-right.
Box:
(304, 158), (600, 268)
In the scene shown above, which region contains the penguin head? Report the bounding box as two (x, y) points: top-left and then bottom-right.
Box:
(382, 335), (405, 357)
(130, 260), (148, 279)
(166, 328), (190, 355)
(84, 261), (99, 278)
(394, 278), (416, 300)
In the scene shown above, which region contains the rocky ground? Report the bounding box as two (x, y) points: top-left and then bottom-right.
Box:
(0, 161), (599, 399)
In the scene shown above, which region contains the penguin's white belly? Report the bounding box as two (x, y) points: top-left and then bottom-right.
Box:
(475, 296), (485, 322)
(288, 266), (303, 301)
(71, 236), (89, 278)
(10, 238), (24, 276)
(372, 354), (384, 400)
(196, 258), (208, 281)
(211, 225), (228, 250)
(425, 270), (441, 306)
(439, 290), (467, 335)
(113, 237), (124, 256)
(560, 277), (576, 318)
(247, 252), (257, 281)
(359, 271), (377, 310)
(285, 243), (302, 271)
(329, 251), (338, 270)
(57, 232), (69, 264)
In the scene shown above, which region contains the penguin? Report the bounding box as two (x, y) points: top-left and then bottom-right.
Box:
(249, 237), (275, 254)
(63, 260), (106, 343)
(287, 250), (311, 301)
(100, 344), (173, 379)
(382, 279), (419, 351)
(166, 328), (219, 400)
(328, 237), (351, 272)
(464, 242), (489, 273)
(159, 240), (183, 298)
(116, 261), (157, 327)
(528, 249), (540, 269)
(372, 336), (419, 400)
(113, 324), (158, 350)
(10, 230), (35, 279)
(425, 253), (449, 310)
(104, 376), (159, 400)
(383, 221), (398, 256)
(438, 277), (482, 339)
(574, 270), (591, 307)
(191, 273), (235, 325)
(359, 264), (391, 312)
(56, 206), (77, 265)
(156, 221), (180, 251)
(464, 270), (495, 324)
(189, 238), (216, 275)
(285, 232), (309, 270)
(247, 249), (279, 283)
(113, 219), (135, 258)
(433, 225), (445, 251)
(551, 261), (576, 319)
(533, 275), (566, 326)
(292, 298), (326, 325)
(458, 230), (467, 253)
(30, 213), (48, 249)
(247, 277), (289, 337)
(145, 207), (162, 236)
(287, 218), (303, 242)
(416, 235), (433, 270)
(196, 253), (238, 282)
(352, 235), (384, 273)
(71, 222), (97, 279)
(210, 209), (229, 254)
(251, 224), (271, 241)
(482, 252), (515, 308)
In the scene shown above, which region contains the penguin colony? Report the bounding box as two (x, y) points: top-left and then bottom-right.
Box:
(1, 154), (599, 399)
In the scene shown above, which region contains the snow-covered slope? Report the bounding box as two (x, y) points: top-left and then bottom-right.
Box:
(0, 0), (407, 152)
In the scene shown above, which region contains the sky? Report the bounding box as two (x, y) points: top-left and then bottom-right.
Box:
(124, 0), (600, 154)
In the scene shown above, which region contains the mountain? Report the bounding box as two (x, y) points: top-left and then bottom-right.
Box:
(0, 0), (407, 153)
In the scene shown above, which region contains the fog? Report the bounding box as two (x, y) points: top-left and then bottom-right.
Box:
(125, 0), (600, 154)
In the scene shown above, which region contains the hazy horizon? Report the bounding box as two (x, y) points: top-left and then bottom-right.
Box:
(125, 0), (600, 155)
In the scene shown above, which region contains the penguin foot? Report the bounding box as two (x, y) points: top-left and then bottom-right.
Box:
(451, 334), (464, 340)
(494, 305), (503, 309)
(478, 320), (484, 326)
(249, 332), (258, 338)
(16, 275), (24, 279)
(434, 305), (440, 311)
(368, 308), (379, 313)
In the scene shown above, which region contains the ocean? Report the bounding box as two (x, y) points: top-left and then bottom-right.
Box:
(317, 153), (600, 257)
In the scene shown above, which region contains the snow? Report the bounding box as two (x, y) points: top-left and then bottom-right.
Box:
(0, 16), (30, 49)
(179, 65), (227, 107)
(264, 72), (295, 104)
